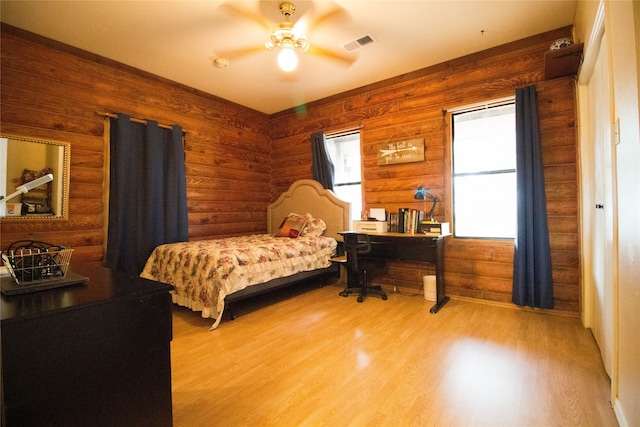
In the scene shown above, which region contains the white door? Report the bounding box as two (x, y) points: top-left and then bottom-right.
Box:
(0, 137), (7, 216)
(586, 33), (616, 377)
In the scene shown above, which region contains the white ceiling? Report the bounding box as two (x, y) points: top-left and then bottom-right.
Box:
(0, 1), (577, 115)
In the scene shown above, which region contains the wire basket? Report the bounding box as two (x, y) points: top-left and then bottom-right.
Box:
(1, 240), (73, 285)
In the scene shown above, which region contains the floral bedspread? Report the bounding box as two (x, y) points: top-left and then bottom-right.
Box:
(140, 234), (337, 327)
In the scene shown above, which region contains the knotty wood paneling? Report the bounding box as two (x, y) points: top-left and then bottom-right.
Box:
(270, 26), (580, 312)
(0, 24), (271, 260)
(0, 24), (580, 313)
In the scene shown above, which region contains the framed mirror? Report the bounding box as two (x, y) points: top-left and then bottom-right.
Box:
(0, 135), (70, 220)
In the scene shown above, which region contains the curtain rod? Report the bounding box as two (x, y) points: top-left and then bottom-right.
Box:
(97, 112), (186, 133)
(324, 124), (364, 137)
(443, 96), (515, 115)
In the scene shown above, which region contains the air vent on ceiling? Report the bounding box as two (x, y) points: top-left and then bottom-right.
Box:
(342, 35), (375, 52)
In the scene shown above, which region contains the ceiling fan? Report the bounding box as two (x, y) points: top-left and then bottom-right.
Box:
(213, 1), (355, 72)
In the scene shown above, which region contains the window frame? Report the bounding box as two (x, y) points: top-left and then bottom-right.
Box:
(448, 98), (516, 240)
(325, 130), (362, 222)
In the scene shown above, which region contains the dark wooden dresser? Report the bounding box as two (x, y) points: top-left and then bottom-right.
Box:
(1, 262), (174, 426)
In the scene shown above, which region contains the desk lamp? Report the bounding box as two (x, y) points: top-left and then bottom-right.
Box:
(414, 187), (439, 223)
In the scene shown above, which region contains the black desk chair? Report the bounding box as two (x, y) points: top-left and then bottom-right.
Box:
(339, 232), (387, 302)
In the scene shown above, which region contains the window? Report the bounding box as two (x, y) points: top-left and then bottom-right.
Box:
(452, 103), (516, 239)
(325, 131), (362, 222)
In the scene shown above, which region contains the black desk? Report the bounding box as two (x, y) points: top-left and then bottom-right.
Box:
(1, 262), (174, 426)
(340, 232), (450, 313)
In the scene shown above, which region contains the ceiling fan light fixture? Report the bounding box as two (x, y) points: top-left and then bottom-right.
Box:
(266, 1), (309, 72)
(277, 47), (298, 72)
(266, 26), (309, 52)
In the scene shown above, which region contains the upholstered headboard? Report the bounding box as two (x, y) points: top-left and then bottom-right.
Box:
(267, 180), (351, 241)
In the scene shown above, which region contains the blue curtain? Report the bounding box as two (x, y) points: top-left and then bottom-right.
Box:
(310, 131), (335, 190)
(106, 115), (188, 275)
(512, 85), (554, 308)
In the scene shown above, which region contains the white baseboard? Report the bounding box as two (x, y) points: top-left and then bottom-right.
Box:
(613, 398), (629, 427)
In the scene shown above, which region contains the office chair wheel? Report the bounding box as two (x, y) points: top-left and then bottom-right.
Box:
(357, 296), (363, 303)
(382, 294), (388, 300)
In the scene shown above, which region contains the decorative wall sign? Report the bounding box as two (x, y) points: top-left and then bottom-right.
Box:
(377, 138), (425, 165)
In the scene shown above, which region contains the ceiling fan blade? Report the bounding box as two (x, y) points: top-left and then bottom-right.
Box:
(219, 2), (273, 31)
(307, 45), (355, 66)
(306, 5), (349, 32)
(214, 45), (265, 61)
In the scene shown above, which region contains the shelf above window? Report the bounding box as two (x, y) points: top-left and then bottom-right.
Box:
(544, 43), (584, 80)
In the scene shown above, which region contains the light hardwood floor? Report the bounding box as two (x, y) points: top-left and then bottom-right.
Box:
(170, 280), (618, 426)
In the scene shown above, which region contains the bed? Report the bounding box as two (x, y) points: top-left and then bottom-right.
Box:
(140, 179), (351, 329)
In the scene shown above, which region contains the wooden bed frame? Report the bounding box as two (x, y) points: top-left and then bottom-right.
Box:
(223, 179), (351, 319)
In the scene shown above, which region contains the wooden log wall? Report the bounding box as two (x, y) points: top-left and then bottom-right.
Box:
(0, 24), (271, 261)
(0, 24), (580, 313)
(270, 26), (580, 312)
